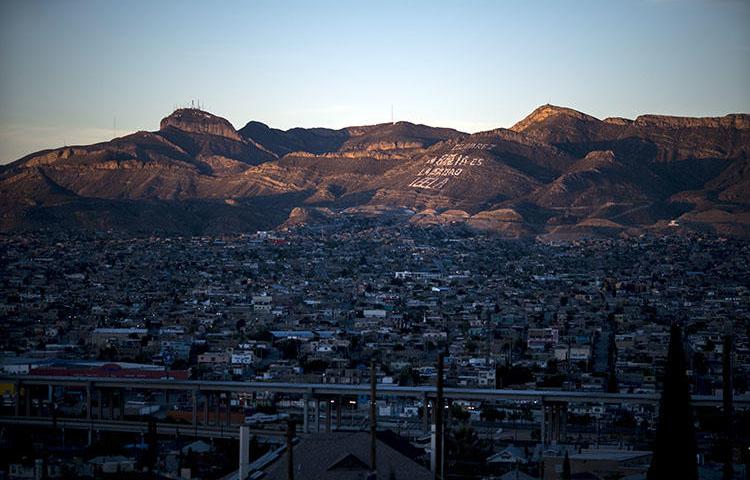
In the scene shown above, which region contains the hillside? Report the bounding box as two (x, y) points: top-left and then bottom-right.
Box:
(1, 105), (748, 238)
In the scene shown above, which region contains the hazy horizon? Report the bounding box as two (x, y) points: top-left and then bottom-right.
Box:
(2, 0), (749, 165)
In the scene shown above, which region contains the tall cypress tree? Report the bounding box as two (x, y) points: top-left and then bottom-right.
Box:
(722, 332), (734, 480)
(143, 416), (159, 476)
(606, 331), (619, 394)
(647, 324), (698, 480)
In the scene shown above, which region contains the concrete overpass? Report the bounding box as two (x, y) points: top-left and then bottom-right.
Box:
(6, 374), (748, 405)
(2, 374), (747, 446)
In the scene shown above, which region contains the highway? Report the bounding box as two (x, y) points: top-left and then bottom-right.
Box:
(3, 375), (748, 407)
(3, 373), (746, 448)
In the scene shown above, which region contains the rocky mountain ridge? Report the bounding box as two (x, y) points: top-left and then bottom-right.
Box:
(2, 104), (748, 239)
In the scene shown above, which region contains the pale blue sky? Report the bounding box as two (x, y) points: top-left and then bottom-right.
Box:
(1, 0), (749, 164)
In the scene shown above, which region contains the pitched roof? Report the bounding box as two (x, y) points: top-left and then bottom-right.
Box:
(498, 470), (538, 480)
(488, 446), (528, 463)
(571, 473), (603, 480)
(181, 440), (212, 455)
(327, 453), (371, 471)
(261, 432), (432, 480)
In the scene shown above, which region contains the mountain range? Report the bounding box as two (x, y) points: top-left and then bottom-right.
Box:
(2, 104), (749, 239)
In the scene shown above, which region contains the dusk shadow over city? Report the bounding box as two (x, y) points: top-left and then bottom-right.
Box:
(1, 1), (749, 479)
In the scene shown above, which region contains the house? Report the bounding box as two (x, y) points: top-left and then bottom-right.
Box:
(8, 459), (60, 480)
(542, 449), (651, 480)
(86, 456), (137, 475)
(90, 328), (148, 348)
(487, 446), (528, 465)
(527, 328), (559, 350)
(197, 352), (229, 364)
(230, 351), (255, 365)
(29, 362), (190, 380)
(181, 440), (213, 455)
(364, 309), (387, 318)
(259, 432), (432, 480)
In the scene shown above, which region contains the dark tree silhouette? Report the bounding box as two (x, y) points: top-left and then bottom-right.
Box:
(647, 324), (697, 480)
(141, 416), (159, 476)
(606, 331), (619, 393)
(722, 332), (734, 480)
(445, 425), (487, 477)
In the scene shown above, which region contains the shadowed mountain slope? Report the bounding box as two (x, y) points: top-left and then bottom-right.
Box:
(2, 105), (748, 237)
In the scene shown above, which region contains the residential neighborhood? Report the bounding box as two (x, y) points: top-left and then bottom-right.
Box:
(1, 226), (748, 478)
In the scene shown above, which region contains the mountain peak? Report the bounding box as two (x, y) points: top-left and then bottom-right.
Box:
(3, 104), (749, 237)
(160, 108), (242, 141)
(511, 104), (600, 133)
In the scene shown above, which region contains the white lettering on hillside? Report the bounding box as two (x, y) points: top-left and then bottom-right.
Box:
(409, 143), (494, 190)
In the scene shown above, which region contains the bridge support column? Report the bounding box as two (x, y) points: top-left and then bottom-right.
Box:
(540, 400), (546, 448)
(119, 389), (125, 420)
(239, 425), (251, 480)
(303, 395), (309, 433)
(192, 390), (197, 426)
(215, 393), (221, 426)
(430, 424), (437, 473)
(541, 400), (568, 447)
(14, 381), (20, 417)
(548, 402), (560, 445)
(97, 389), (103, 419)
(227, 393), (232, 426)
(204, 393), (209, 425)
(336, 396), (342, 431)
(86, 383), (92, 419)
(314, 399), (320, 433)
(446, 398), (453, 432)
(326, 399), (332, 433)
(108, 389), (114, 419)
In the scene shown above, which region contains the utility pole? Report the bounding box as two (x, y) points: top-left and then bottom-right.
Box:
(722, 330), (733, 480)
(370, 360), (377, 476)
(435, 352), (444, 480)
(286, 420), (295, 480)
